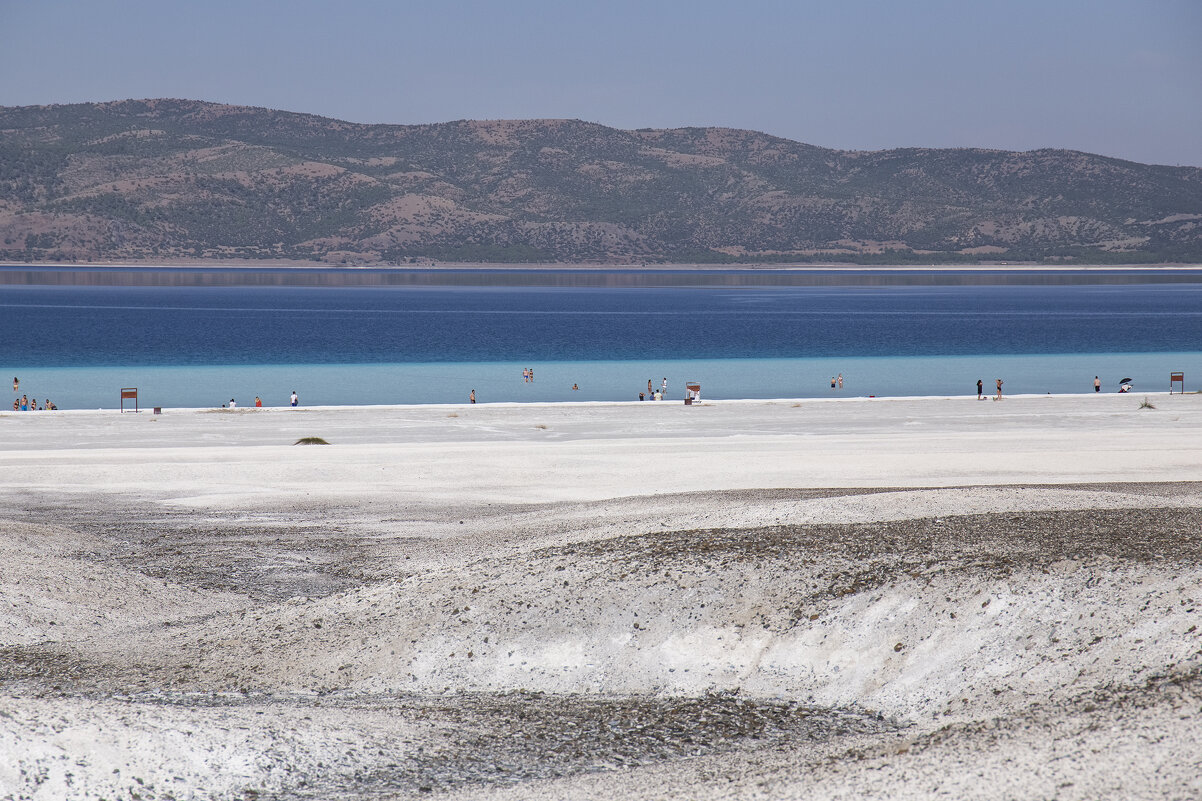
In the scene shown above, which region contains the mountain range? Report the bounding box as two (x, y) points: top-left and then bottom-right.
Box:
(2, 98), (1200, 265)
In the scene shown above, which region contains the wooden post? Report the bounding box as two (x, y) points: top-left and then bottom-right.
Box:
(120, 387), (138, 413)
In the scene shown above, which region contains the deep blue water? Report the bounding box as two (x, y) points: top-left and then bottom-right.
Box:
(3, 280), (1202, 407)
(5, 283), (1202, 365)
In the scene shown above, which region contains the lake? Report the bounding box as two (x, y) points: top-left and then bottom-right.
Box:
(3, 268), (1201, 408)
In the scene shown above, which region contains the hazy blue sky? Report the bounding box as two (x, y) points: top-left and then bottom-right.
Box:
(2, 0), (1199, 165)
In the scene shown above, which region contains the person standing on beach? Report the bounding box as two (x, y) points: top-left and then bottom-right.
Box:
(470, 389), (476, 404)
(229, 398), (237, 409)
(837, 373), (843, 390)
(12, 377), (17, 393)
(1094, 376), (1101, 393)
(254, 396), (262, 407)
(977, 379), (983, 399)
(523, 367), (529, 383)
(290, 391), (298, 407)
(995, 379), (1003, 400)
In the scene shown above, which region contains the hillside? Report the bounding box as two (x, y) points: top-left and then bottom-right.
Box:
(2, 99), (1200, 265)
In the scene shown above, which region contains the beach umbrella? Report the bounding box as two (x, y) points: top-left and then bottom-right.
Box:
(1119, 377), (1133, 384)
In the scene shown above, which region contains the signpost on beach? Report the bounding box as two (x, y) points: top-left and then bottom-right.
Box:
(120, 387), (138, 413)
(1170, 372), (1184, 394)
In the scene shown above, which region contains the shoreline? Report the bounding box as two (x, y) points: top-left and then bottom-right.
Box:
(6, 260), (1202, 271)
(5, 262), (1202, 290)
(3, 390), (1191, 416)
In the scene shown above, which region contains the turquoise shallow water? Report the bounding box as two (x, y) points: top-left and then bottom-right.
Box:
(8, 353), (1198, 411)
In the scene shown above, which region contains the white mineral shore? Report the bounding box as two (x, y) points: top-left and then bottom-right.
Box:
(2, 393), (1201, 800)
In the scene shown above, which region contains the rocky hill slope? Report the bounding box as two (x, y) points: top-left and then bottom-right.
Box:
(2, 99), (1200, 264)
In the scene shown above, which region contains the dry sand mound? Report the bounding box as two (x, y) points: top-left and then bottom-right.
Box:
(4, 484), (1202, 799)
(0, 520), (248, 648)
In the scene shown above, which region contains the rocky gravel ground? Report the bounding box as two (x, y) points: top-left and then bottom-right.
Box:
(3, 689), (896, 799)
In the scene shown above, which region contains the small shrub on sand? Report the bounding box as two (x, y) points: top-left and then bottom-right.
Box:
(447, 412), (459, 418)
(1139, 397), (1155, 409)
(534, 424), (548, 430)
(294, 436), (330, 445)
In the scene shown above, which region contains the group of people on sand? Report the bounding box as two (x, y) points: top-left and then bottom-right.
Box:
(976, 378), (1005, 400)
(221, 391), (300, 409)
(639, 377), (669, 401)
(11, 378), (56, 411)
(976, 376), (1133, 400)
(13, 394), (56, 411)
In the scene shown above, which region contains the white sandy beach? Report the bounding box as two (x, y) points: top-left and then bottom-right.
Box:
(2, 393), (1202, 799)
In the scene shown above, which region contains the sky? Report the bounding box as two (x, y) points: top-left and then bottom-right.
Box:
(1, 0), (1200, 166)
